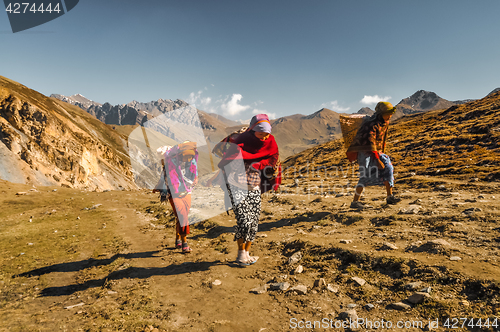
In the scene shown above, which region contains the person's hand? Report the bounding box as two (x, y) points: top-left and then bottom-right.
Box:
(377, 159), (385, 170)
(193, 178), (199, 186)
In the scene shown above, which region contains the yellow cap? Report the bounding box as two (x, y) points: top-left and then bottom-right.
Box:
(375, 102), (396, 115)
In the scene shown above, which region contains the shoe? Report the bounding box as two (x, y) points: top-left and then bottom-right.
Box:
(182, 244), (192, 253)
(175, 240), (182, 249)
(350, 201), (372, 210)
(386, 195), (401, 205)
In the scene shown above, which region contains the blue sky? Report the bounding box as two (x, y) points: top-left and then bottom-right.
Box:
(1, 0), (499, 120)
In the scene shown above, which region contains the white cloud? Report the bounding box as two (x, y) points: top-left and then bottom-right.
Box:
(220, 94), (251, 116)
(360, 95), (391, 105)
(187, 89), (212, 107)
(319, 100), (350, 113)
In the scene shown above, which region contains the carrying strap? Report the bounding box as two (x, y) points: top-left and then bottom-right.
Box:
(247, 119), (271, 132)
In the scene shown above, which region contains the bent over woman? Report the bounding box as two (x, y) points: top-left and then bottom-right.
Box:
(156, 142), (198, 253)
(218, 114), (281, 266)
(347, 102), (401, 210)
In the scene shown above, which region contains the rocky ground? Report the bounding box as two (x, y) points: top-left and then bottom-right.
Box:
(1, 167), (499, 331)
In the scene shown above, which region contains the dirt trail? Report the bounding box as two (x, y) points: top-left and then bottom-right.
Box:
(1, 180), (500, 332)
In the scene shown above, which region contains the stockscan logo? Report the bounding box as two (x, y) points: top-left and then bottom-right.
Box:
(3, 0), (78, 33)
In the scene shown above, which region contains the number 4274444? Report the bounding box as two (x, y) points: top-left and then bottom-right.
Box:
(5, 3), (61, 14)
(443, 318), (498, 329)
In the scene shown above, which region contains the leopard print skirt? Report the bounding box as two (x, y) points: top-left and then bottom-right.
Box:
(226, 184), (262, 242)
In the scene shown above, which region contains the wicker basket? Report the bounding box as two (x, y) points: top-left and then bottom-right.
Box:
(339, 114), (367, 149)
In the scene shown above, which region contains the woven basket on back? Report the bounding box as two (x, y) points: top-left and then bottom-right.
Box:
(339, 114), (367, 149)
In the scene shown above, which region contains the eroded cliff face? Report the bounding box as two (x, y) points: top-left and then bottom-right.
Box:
(0, 76), (137, 190)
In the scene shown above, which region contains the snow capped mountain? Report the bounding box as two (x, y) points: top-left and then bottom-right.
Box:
(50, 93), (102, 110)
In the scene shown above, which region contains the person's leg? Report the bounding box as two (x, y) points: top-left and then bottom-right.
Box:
(384, 181), (393, 196)
(379, 154), (400, 204)
(170, 197), (182, 247)
(353, 185), (364, 202)
(175, 222), (182, 248)
(244, 241), (252, 253)
(236, 238), (246, 262)
(171, 195), (192, 252)
(244, 189), (261, 263)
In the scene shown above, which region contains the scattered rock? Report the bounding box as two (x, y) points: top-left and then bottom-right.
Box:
(288, 252), (302, 265)
(428, 239), (450, 246)
(297, 229), (307, 235)
(269, 282), (290, 291)
(351, 277), (366, 286)
(212, 280), (222, 286)
(250, 284), (269, 294)
(327, 284), (339, 293)
(339, 309), (358, 321)
(256, 233), (267, 238)
(463, 207), (482, 216)
(381, 242), (398, 250)
(16, 192), (27, 196)
(404, 282), (422, 290)
(64, 303), (85, 309)
(460, 299), (470, 306)
(293, 265), (304, 274)
(390, 302), (411, 311)
(434, 185), (447, 191)
(340, 239), (352, 244)
(408, 239), (450, 254)
(363, 304), (375, 311)
(420, 287), (432, 293)
(399, 205), (420, 214)
(288, 284), (307, 295)
(347, 304), (357, 309)
(107, 290), (117, 295)
(449, 256), (461, 261)
(313, 278), (326, 289)
(407, 292), (431, 304)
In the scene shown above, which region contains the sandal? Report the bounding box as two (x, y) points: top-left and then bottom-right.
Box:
(247, 256), (259, 265)
(175, 240), (182, 249)
(235, 259), (250, 267)
(182, 244), (192, 253)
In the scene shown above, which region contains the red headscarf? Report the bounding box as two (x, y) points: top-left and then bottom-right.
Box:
(218, 116), (281, 192)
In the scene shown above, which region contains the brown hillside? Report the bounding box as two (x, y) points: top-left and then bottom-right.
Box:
(283, 91), (500, 184)
(271, 108), (342, 158)
(0, 76), (136, 190)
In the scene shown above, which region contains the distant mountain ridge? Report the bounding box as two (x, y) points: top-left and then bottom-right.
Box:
(52, 88), (500, 159)
(52, 95), (235, 144)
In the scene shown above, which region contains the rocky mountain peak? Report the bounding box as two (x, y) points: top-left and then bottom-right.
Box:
(395, 89), (456, 118)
